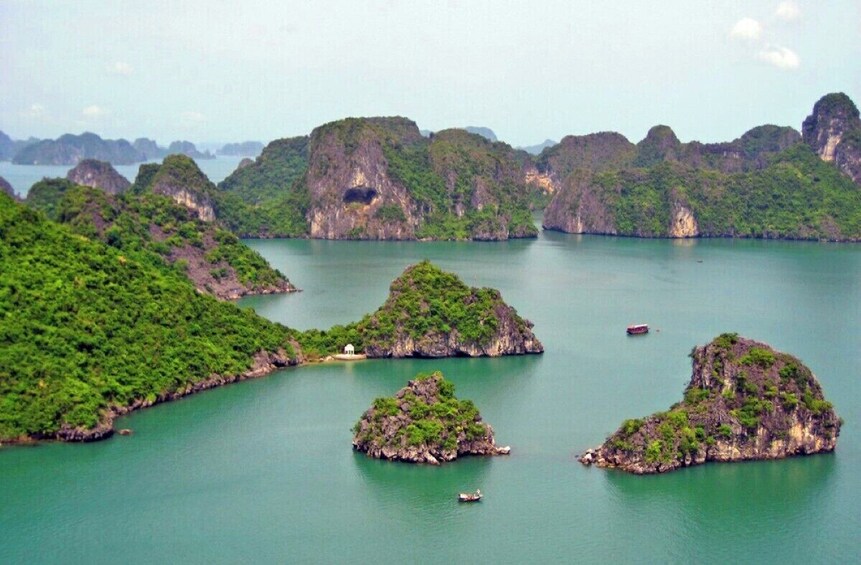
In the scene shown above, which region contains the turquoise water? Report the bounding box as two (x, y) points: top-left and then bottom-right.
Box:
(0, 156), (243, 197)
(1, 234), (859, 563)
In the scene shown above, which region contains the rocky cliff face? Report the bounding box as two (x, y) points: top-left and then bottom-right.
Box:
(541, 171), (617, 235)
(153, 225), (297, 300)
(803, 92), (861, 184)
(363, 301), (543, 358)
(66, 159), (131, 194)
(302, 117), (537, 241)
(63, 183), (295, 300)
(306, 117), (422, 240)
(352, 371), (510, 465)
(669, 202), (698, 237)
(357, 261), (543, 358)
(681, 125), (801, 173)
(134, 155), (216, 221)
(580, 334), (841, 474)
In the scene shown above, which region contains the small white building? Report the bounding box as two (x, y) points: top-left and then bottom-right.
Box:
(344, 344), (355, 355)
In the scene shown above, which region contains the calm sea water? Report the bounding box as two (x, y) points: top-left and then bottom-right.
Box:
(0, 156), (244, 197)
(1, 234), (859, 563)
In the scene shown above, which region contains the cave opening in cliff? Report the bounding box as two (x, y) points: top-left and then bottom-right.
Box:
(343, 187), (378, 205)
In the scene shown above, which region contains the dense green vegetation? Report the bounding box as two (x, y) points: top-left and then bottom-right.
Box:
(216, 137), (310, 237)
(598, 335), (841, 471)
(131, 154), (214, 195)
(352, 371), (491, 454)
(536, 132), (637, 178)
(544, 95), (861, 240)
(358, 259), (507, 347)
(25, 178), (78, 220)
(27, 177), (290, 294)
(0, 193), (295, 441)
(1, 204), (527, 440)
(294, 260), (516, 358)
(214, 119), (539, 240)
(4, 170), (535, 442)
(570, 144), (861, 239)
(388, 128), (538, 239)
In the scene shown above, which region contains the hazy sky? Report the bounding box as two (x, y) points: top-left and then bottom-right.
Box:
(2, 1), (859, 147)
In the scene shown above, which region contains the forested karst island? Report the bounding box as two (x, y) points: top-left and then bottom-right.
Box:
(541, 93), (861, 241)
(580, 334), (841, 474)
(217, 117), (542, 240)
(0, 185), (541, 444)
(214, 92), (861, 242)
(352, 371), (510, 465)
(5, 92), (859, 242)
(296, 260), (543, 360)
(0, 190), (300, 442)
(8, 132), (215, 165)
(25, 157), (294, 300)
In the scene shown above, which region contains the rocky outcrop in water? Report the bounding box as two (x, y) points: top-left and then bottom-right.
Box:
(537, 132), (637, 184)
(580, 334), (841, 474)
(158, 226), (297, 300)
(802, 92), (861, 184)
(357, 261), (543, 358)
(66, 159), (131, 194)
(352, 371), (510, 464)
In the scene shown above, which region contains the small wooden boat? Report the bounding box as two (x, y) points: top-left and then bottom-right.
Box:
(626, 324), (649, 335)
(458, 489), (482, 502)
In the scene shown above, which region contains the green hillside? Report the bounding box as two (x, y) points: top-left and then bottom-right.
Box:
(0, 193), (296, 441)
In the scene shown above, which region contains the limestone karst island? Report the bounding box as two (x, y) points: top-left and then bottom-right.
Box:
(352, 371), (510, 465)
(1, 6), (858, 557)
(580, 334), (842, 474)
(0, 200), (542, 444)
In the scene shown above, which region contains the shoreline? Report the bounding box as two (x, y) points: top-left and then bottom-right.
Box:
(2, 348), (299, 446)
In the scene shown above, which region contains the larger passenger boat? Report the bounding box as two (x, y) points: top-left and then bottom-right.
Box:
(626, 324), (649, 335)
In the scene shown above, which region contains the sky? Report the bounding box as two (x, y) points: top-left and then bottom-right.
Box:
(1, 1), (859, 148)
